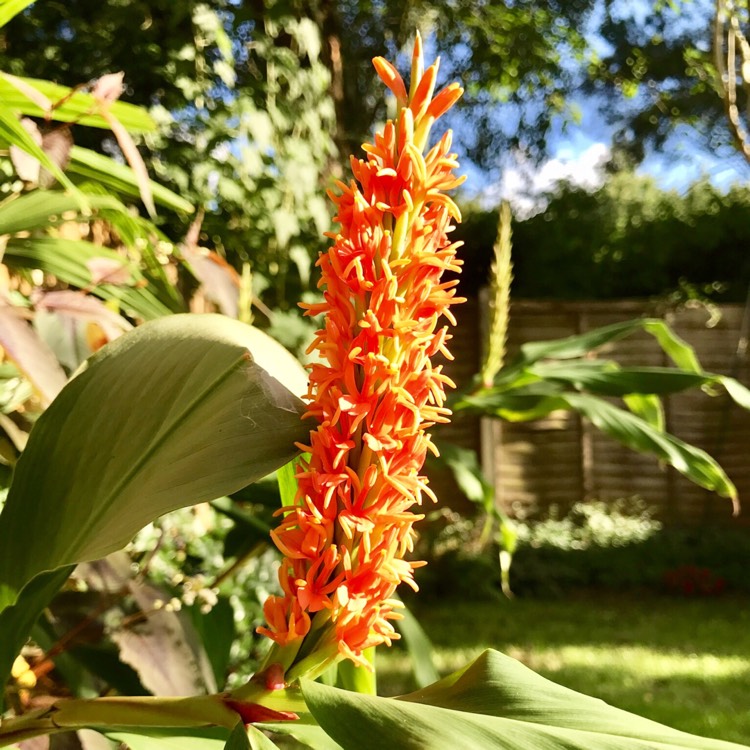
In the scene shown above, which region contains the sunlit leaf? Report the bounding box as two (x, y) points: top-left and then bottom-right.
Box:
(0, 108), (81, 199)
(393, 599), (439, 688)
(429, 442), (493, 513)
(182, 245), (241, 319)
(335, 649), (376, 695)
(517, 318), (701, 371)
(277, 458), (300, 510)
(0, 314), (310, 604)
(623, 392), (664, 431)
(68, 146), (193, 214)
(4, 237), (172, 320)
(302, 650), (747, 750)
(0, 75), (155, 132)
(0, 0), (36, 27)
(0, 190), (123, 236)
(563, 392), (738, 510)
(36, 290), (133, 343)
(0, 72), (52, 113)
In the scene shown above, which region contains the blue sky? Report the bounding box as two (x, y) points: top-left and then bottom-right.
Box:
(462, 0), (750, 213)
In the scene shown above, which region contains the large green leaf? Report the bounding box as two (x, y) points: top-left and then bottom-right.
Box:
(0, 314), (310, 604)
(4, 236), (173, 320)
(0, 75), (156, 132)
(302, 649), (748, 750)
(68, 146), (194, 214)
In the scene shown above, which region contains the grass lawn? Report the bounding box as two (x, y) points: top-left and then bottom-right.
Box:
(376, 593), (750, 745)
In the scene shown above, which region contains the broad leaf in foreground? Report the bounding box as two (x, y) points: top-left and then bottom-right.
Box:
(0, 314), (309, 606)
(302, 650), (748, 750)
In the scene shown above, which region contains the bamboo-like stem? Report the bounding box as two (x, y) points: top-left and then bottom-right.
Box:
(0, 685), (307, 748)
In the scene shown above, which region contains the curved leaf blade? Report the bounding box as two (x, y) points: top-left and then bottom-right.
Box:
(530, 363), (710, 397)
(0, 314), (310, 600)
(0, 0), (36, 27)
(518, 319), (648, 365)
(0, 190), (124, 236)
(302, 650), (748, 750)
(563, 393), (738, 509)
(68, 146), (193, 214)
(0, 75), (156, 132)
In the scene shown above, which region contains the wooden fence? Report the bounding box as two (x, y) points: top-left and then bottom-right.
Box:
(426, 297), (750, 526)
(476, 300), (750, 527)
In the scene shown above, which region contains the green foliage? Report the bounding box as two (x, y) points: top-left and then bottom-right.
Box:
(377, 596), (750, 744)
(0, 0), (337, 312)
(421, 504), (749, 598)
(459, 176), (750, 302)
(585, 1), (723, 162)
(0, 315), (309, 700)
(454, 316), (750, 510)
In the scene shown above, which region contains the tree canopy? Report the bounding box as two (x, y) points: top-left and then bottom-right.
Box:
(0, 0), (745, 311)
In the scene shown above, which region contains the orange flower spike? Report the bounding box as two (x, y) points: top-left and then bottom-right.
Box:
(260, 37), (464, 673)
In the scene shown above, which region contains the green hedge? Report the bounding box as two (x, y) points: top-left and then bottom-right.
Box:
(417, 526), (750, 599)
(456, 173), (750, 301)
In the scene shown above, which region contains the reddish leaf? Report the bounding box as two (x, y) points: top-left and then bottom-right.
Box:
(91, 72), (125, 106)
(100, 109), (156, 218)
(38, 127), (73, 188)
(182, 245), (240, 319)
(35, 290), (133, 342)
(85, 257), (133, 286)
(0, 304), (67, 406)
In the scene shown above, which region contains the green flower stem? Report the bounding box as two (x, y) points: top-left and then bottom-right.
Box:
(0, 708), (62, 748)
(0, 694), (242, 747)
(229, 680), (307, 714)
(285, 642), (341, 684)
